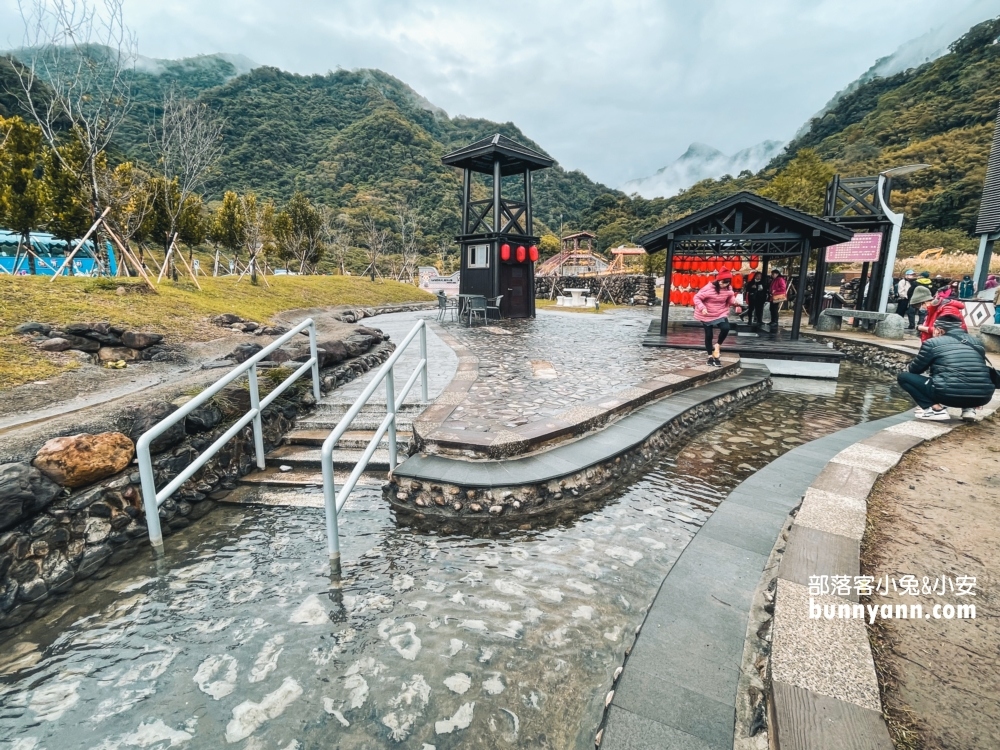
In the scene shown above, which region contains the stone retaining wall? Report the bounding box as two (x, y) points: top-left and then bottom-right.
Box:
(535, 274), (657, 306)
(0, 339), (396, 632)
(806, 334), (912, 373)
(386, 376), (769, 529)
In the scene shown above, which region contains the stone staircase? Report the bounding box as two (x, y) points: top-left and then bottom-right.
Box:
(239, 400), (425, 489)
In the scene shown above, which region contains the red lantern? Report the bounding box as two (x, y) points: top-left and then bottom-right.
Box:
(500, 243), (511, 262)
(516, 245), (526, 263)
(732, 274), (743, 290)
(729, 257), (740, 271)
(750, 255), (760, 269)
(528, 245), (539, 262)
(669, 290), (678, 304)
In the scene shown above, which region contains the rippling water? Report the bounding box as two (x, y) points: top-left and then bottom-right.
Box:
(0, 363), (910, 749)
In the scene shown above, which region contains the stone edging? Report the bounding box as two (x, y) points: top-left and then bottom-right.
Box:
(415, 323), (741, 459)
(768, 395), (1000, 749)
(805, 331), (914, 373)
(388, 369), (771, 525)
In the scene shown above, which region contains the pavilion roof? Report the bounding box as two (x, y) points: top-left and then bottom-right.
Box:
(441, 134), (555, 176)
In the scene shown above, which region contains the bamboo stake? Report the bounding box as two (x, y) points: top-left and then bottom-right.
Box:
(50, 207), (111, 281)
(156, 238), (177, 284)
(104, 225), (157, 291)
(172, 239), (202, 290)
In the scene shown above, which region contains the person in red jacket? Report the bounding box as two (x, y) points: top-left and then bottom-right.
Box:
(767, 269), (788, 331)
(693, 268), (736, 367)
(918, 289), (967, 343)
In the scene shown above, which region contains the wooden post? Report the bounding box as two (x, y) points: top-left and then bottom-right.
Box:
(493, 158), (501, 234)
(791, 240), (810, 340)
(659, 239), (674, 336)
(50, 207), (111, 281)
(156, 240), (176, 284)
(172, 239), (202, 290)
(462, 169), (471, 234)
(524, 169), (532, 235)
(213, 247), (220, 276)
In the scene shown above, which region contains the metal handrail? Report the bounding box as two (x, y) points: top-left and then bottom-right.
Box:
(136, 319), (321, 552)
(321, 320), (428, 564)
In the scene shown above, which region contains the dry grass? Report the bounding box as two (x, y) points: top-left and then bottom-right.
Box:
(892, 252), (1000, 278)
(0, 275), (433, 390)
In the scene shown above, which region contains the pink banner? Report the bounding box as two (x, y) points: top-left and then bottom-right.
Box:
(825, 232), (883, 262)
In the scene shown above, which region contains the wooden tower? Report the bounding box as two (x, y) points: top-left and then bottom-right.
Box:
(441, 134), (554, 318)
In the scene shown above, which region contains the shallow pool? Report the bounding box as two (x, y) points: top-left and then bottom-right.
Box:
(0, 363), (910, 749)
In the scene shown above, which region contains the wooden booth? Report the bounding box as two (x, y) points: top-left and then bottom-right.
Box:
(441, 134), (554, 319)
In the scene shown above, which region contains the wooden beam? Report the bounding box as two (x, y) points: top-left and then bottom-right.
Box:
(103, 225), (157, 291)
(50, 207), (111, 281)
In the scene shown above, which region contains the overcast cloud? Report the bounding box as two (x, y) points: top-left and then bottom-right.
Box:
(2, 0), (997, 187)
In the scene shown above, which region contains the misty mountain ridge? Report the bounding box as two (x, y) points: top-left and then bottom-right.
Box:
(622, 140), (786, 199)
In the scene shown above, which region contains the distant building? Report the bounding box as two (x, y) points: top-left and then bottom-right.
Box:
(536, 232), (610, 276)
(607, 245), (646, 274)
(418, 266), (461, 296)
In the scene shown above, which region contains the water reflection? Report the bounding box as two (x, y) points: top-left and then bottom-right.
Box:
(0, 363), (910, 749)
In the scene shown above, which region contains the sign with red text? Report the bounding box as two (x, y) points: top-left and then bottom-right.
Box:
(825, 232), (883, 262)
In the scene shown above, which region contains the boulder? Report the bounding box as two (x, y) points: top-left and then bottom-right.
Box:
(211, 313), (243, 326)
(259, 326), (289, 336)
(60, 334), (100, 353)
(84, 331), (122, 346)
(15, 322), (51, 336)
(0, 463), (62, 533)
(264, 348), (296, 364)
(185, 404), (223, 434)
(97, 346), (142, 363)
(127, 402), (186, 454)
(37, 338), (72, 352)
(33, 433), (135, 488)
(228, 343), (263, 363)
(121, 331), (163, 349)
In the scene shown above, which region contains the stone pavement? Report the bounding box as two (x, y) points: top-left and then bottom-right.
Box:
(599, 410), (913, 750)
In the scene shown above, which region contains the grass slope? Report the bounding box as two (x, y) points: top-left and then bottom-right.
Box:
(0, 275), (433, 389)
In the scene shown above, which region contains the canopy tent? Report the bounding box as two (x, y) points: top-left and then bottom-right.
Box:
(638, 191), (853, 341)
(0, 228), (113, 276)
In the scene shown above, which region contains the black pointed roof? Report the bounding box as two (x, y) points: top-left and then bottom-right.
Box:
(441, 134), (555, 176)
(638, 191), (853, 252)
(976, 103), (1000, 235)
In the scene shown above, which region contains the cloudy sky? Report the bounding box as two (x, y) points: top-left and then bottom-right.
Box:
(2, 0), (997, 187)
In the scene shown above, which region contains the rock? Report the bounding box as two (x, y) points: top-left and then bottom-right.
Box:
(41, 552), (73, 592)
(76, 544), (112, 578)
(97, 346), (142, 363)
(33, 433), (135, 488)
(488, 505), (503, 515)
(37, 338), (72, 352)
(59, 334), (100, 353)
(121, 331), (163, 349)
(18, 577), (48, 603)
(211, 313), (243, 326)
(259, 326), (289, 336)
(185, 404), (223, 434)
(264, 348), (296, 364)
(228, 343), (263, 363)
(127, 402), (186, 454)
(15, 322), (51, 335)
(0, 463), (62, 533)
(242, 322), (259, 332)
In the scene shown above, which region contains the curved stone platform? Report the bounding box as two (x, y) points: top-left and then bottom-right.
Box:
(387, 367), (771, 523)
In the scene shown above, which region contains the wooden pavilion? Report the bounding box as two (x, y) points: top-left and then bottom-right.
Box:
(638, 192), (854, 376)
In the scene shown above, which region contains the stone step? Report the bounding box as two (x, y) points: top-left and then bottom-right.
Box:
(266, 444), (395, 471)
(297, 416), (416, 432)
(236, 466), (386, 489)
(284, 428), (412, 448)
(313, 401), (426, 416)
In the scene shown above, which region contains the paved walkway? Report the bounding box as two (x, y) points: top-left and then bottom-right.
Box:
(600, 410), (912, 750)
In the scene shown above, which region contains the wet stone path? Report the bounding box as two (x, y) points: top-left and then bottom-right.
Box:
(0, 364), (910, 749)
(437, 309), (705, 432)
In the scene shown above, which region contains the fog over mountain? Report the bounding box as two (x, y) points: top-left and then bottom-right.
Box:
(623, 140), (786, 199)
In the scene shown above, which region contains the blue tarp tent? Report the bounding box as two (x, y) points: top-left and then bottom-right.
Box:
(0, 228), (117, 276)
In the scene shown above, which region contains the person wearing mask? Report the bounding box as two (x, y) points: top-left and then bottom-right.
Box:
(693, 268), (736, 367)
(918, 289), (967, 343)
(958, 275), (975, 299)
(931, 275), (947, 295)
(745, 271), (768, 328)
(896, 270), (916, 321)
(897, 315), (996, 421)
(767, 269), (787, 331)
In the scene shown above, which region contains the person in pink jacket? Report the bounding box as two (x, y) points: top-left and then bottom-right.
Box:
(693, 268), (736, 367)
(767, 269), (787, 330)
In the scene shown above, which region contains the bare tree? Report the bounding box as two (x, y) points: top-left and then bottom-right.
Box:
(13, 0), (137, 219)
(393, 199), (420, 283)
(360, 212), (390, 282)
(149, 87), (224, 275)
(97, 161), (155, 267)
(238, 192), (273, 285)
(322, 209), (352, 275)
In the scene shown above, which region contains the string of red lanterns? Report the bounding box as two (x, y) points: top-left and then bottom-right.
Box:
(498, 243), (539, 263)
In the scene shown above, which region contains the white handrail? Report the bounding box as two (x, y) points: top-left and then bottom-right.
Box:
(136, 318), (321, 552)
(321, 320), (428, 564)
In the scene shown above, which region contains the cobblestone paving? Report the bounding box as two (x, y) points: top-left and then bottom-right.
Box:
(437, 309), (705, 432)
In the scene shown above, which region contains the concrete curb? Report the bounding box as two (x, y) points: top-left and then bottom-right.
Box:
(768, 394), (1000, 749)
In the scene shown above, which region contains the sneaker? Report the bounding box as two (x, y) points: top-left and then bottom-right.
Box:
(913, 407), (925, 418)
(917, 408), (950, 421)
(961, 408), (977, 421)
(708, 357), (722, 368)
